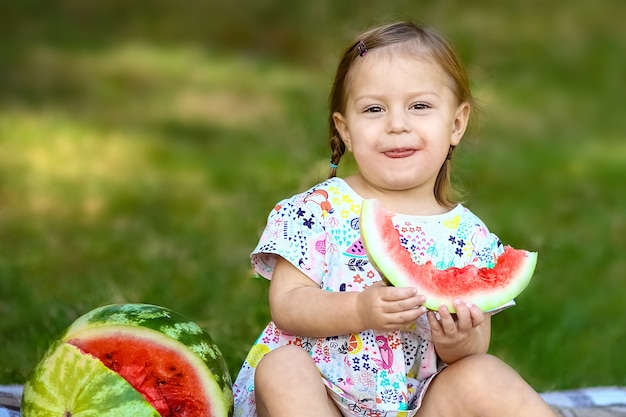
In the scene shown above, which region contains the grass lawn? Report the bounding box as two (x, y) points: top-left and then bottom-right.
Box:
(1, 0), (625, 391)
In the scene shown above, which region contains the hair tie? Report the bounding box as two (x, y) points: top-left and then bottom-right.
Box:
(330, 161), (339, 169)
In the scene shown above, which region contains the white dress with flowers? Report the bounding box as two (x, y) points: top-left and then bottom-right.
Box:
(233, 177), (505, 417)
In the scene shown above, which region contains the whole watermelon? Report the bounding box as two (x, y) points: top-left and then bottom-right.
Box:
(22, 303), (233, 417)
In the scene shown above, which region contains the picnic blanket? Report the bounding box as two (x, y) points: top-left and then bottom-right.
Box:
(542, 387), (626, 417)
(0, 385), (20, 417)
(2, 384), (626, 416)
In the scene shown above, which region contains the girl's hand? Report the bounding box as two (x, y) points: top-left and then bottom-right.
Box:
(356, 281), (428, 331)
(427, 300), (491, 364)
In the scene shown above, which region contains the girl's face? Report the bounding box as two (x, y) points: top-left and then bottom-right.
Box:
(333, 49), (470, 208)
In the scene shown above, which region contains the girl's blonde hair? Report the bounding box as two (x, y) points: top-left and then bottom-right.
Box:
(328, 21), (473, 207)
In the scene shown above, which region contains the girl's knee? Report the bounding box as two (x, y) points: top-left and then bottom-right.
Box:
(255, 345), (315, 387)
(257, 345), (311, 368)
(459, 353), (506, 372)
(254, 346), (340, 416)
(422, 354), (551, 416)
(451, 353), (530, 395)
(442, 354), (517, 390)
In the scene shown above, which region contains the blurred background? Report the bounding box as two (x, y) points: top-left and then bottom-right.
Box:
(0, 0), (624, 390)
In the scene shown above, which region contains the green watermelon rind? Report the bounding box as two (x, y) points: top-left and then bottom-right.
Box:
(63, 303), (233, 415)
(21, 341), (160, 416)
(360, 198), (538, 313)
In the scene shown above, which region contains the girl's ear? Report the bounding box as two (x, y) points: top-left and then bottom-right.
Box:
(451, 102), (471, 146)
(332, 112), (352, 151)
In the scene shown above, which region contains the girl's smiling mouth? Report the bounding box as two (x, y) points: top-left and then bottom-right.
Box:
(384, 148), (417, 158)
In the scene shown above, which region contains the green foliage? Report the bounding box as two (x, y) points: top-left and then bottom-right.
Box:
(1, 0), (625, 391)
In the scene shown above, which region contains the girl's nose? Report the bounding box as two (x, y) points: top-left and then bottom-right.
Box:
(385, 109), (411, 134)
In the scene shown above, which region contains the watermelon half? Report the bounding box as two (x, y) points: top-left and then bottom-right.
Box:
(22, 303), (233, 417)
(359, 198), (537, 313)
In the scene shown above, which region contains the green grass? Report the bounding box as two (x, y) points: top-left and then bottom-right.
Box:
(1, 0), (625, 391)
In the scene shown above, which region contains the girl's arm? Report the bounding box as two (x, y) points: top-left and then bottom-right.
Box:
(428, 301), (492, 364)
(268, 256), (427, 338)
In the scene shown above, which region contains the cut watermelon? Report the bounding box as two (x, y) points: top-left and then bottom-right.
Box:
(359, 198), (537, 313)
(22, 303), (233, 417)
(22, 341), (160, 416)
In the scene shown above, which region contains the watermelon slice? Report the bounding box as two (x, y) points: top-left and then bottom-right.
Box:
(22, 303), (233, 417)
(359, 198), (537, 313)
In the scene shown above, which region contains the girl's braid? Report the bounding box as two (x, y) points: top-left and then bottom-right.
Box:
(328, 131), (345, 178)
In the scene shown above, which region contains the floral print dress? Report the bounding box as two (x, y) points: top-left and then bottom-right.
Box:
(233, 177), (506, 417)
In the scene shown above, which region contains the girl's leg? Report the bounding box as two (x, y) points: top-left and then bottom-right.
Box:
(255, 345), (342, 417)
(416, 354), (557, 417)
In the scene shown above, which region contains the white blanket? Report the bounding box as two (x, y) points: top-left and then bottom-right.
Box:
(2, 384), (626, 416)
(540, 386), (626, 408)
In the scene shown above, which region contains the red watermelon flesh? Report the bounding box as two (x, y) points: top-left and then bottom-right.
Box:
(359, 198), (537, 312)
(70, 333), (209, 417)
(65, 323), (226, 417)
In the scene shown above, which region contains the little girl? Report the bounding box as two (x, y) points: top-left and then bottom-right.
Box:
(233, 21), (556, 417)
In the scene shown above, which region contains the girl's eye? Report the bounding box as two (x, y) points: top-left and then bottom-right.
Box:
(364, 106), (384, 113)
(411, 103), (430, 110)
